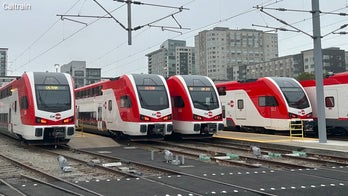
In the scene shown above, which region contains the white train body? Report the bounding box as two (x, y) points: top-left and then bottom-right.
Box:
(0, 72), (75, 145)
(75, 74), (173, 140)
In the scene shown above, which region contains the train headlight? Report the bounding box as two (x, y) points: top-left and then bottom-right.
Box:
(36, 117), (47, 124)
(63, 116), (74, 124)
(140, 115), (150, 121)
(193, 114), (204, 120)
(288, 113), (298, 119)
(214, 114), (223, 120)
(162, 114), (172, 121)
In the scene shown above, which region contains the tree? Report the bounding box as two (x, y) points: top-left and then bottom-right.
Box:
(296, 72), (315, 81)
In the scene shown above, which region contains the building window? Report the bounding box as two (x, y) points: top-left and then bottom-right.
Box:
(74, 70), (84, 76)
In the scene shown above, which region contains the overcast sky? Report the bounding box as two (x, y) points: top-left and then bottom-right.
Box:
(1, 0), (348, 77)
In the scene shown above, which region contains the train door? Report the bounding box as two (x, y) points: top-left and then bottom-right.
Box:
(97, 106), (103, 130)
(235, 93), (246, 121)
(8, 108), (13, 133)
(104, 100), (115, 124)
(324, 89), (338, 119)
(222, 92), (235, 127)
(12, 100), (20, 131)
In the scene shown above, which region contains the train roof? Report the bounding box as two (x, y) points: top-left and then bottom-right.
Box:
(215, 77), (275, 89)
(1, 72), (70, 90)
(300, 72), (348, 87)
(75, 74), (166, 91)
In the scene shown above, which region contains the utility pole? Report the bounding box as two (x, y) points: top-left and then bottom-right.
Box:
(311, 0), (327, 143)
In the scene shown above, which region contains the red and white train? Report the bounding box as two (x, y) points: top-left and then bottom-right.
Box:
(166, 75), (224, 138)
(215, 77), (313, 133)
(75, 74), (173, 140)
(300, 72), (348, 136)
(0, 72), (75, 145)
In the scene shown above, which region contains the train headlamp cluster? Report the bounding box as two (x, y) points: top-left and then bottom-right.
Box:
(289, 112), (313, 119)
(194, 114), (222, 120)
(35, 116), (74, 124)
(140, 114), (172, 121)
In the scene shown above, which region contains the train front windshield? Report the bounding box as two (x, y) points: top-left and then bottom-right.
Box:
(137, 85), (169, 110)
(272, 77), (310, 109)
(189, 86), (220, 110)
(36, 85), (71, 112)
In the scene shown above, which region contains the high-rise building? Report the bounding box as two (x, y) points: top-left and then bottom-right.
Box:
(302, 47), (345, 74)
(194, 27), (278, 80)
(0, 48), (8, 76)
(60, 60), (101, 88)
(243, 47), (346, 79)
(146, 39), (195, 78)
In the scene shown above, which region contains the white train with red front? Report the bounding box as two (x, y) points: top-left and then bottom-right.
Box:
(0, 72), (75, 145)
(75, 74), (173, 140)
(166, 75), (224, 138)
(215, 77), (314, 133)
(300, 72), (348, 136)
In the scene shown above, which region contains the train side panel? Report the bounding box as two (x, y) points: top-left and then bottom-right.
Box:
(301, 72), (348, 134)
(217, 77), (313, 132)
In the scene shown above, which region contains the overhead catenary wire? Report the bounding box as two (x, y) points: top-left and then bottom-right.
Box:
(12, 0), (348, 76)
(12, 4), (125, 73)
(101, 0), (283, 75)
(11, 0), (81, 65)
(10, 0), (279, 75)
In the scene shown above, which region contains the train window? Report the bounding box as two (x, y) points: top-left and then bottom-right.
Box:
(217, 86), (226, 96)
(325, 96), (335, 108)
(98, 107), (102, 121)
(237, 99), (244, 109)
(108, 100), (112, 111)
(20, 96), (28, 109)
(222, 105), (225, 118)
(120, 95), (132, 108)
(0, 86), (12, 99)
(14, 101), (17, 112)
(173, 96), (185, 108)
(259, 96), (278, 107)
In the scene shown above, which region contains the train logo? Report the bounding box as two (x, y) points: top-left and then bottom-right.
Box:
(50, 113), (62, 120)
(230, 100), (234, 107)
(55, 113), (62, 120)
(208, 111), (213, 117)
(155, 112), (162, 118)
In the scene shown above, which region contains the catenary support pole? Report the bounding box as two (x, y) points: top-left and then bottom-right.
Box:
(311, 0), (327, 143)
(127, 0), (132, 45)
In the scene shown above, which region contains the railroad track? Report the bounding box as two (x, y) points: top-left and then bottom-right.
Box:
(137, 141), (315, 169)
(1, 136), (275, 195)
(146, 139), (348, 170)
(63, 144), (276, 196)
(0, 152), (102, 196)
(195, 138), (348, 166)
